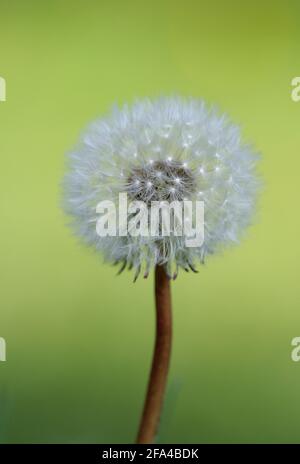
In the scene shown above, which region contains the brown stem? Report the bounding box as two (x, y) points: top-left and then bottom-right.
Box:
(136, 265), (172, 444)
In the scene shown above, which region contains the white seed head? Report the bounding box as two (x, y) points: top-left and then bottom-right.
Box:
(63, 97), (260, 278)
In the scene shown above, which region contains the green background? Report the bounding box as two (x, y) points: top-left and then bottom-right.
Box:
(1, 0), (300, 443)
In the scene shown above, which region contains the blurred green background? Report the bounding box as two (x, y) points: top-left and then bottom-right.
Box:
(1, 0), (300, 444)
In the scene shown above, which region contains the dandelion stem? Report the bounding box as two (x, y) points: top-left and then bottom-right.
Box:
(136, 265), (172, 444)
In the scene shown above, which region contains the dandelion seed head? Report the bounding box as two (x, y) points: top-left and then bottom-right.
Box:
(63, 96), (260, 277)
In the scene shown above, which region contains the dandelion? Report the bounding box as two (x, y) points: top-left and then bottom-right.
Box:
(63, 97), (259, 443)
